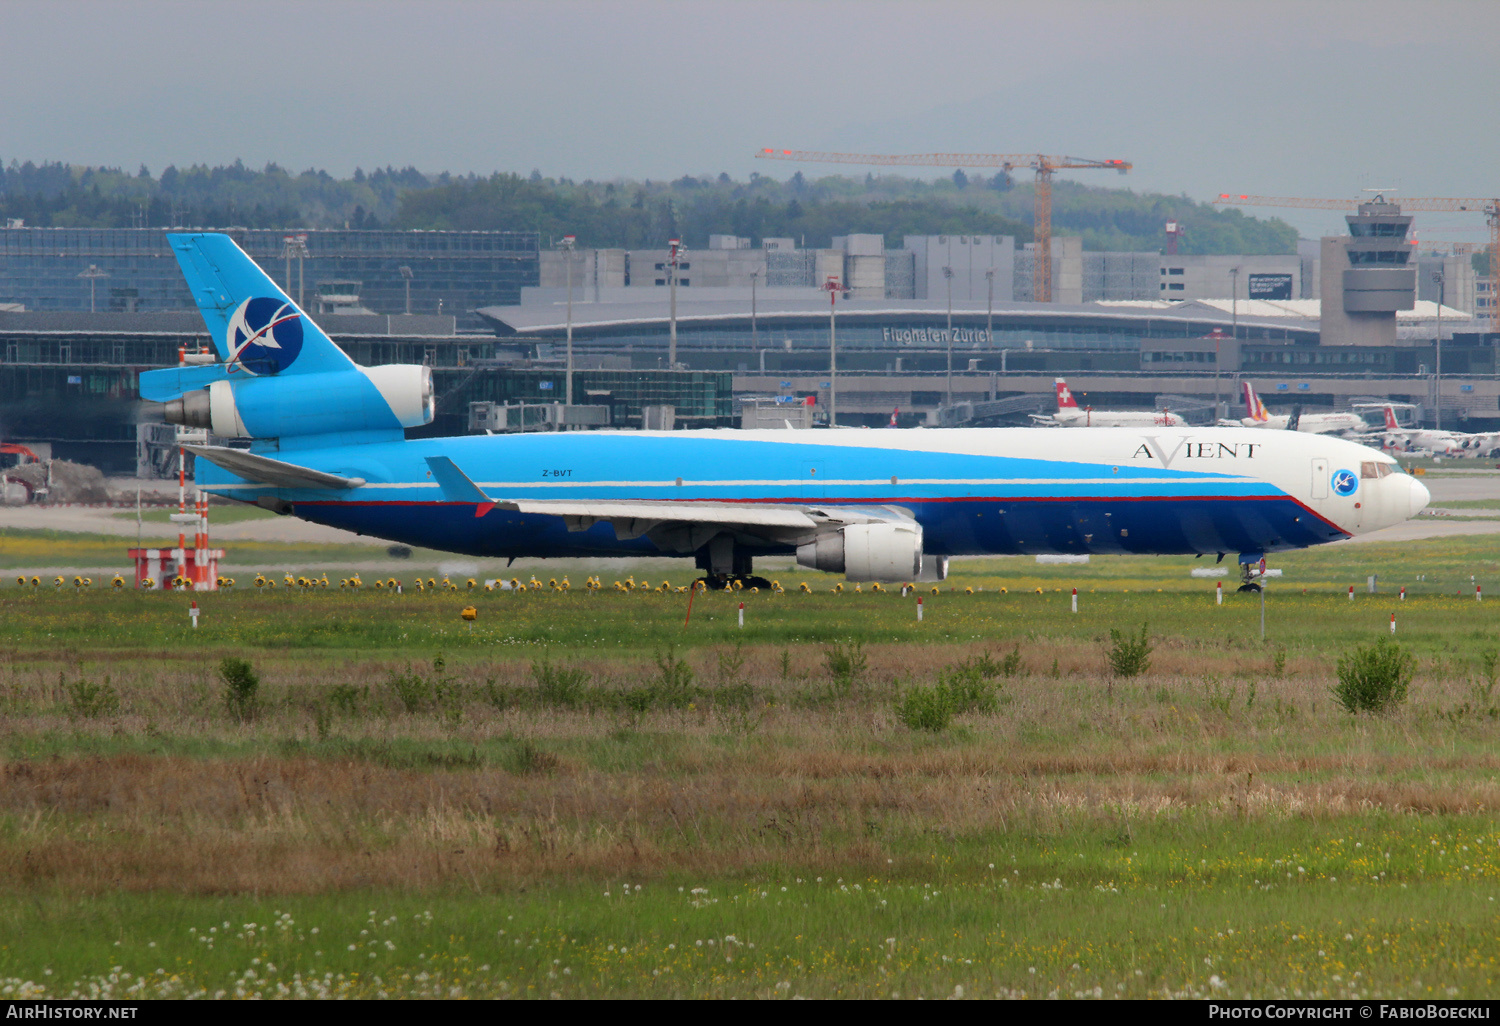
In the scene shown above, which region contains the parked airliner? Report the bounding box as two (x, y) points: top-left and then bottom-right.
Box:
(142, 234), (1429, 588)
(1238, 382), (1367, 435)
(1032, 379), (1185, 427)
(1374, 406), (1465, 456)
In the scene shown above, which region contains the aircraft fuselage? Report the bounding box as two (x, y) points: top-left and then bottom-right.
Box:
(199, 426), (1429, 563)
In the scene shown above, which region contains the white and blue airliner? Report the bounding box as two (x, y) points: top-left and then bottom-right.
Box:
(142, 234), (1430, 589)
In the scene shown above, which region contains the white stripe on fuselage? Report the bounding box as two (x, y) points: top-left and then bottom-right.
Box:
(209, 475), (1267, 493)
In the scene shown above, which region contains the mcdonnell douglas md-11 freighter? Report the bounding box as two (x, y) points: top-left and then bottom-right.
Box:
(142, 234), (1430, 591)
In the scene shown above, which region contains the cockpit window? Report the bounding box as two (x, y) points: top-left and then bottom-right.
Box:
(1360, 461), (1380, 479)
(1377, 463), (1394, 478)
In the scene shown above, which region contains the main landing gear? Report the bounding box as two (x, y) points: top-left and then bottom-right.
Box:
(694, 538), (773, 592)
(697, 574), (775, 592)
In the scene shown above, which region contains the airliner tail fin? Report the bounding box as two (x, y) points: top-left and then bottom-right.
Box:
(167, 233), (355, 378)
(1054, 378), (1079, 410)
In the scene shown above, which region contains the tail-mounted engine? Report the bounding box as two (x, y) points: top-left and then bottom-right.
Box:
(163, 365), (433, 439)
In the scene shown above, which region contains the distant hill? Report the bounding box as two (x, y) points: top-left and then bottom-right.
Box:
(0, 159), (1298, 254)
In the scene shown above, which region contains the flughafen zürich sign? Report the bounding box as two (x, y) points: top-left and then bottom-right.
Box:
(880, 327), (993, 345)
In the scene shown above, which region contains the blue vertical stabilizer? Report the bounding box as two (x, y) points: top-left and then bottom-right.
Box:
(167, 233), (357, 377)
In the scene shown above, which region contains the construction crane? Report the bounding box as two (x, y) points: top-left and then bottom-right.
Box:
(1214, 193), (1500, 329)
(756, 149), (1132, 302)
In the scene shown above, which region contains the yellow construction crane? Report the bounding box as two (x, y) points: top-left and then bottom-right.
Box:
(756, 149), (1132, 302)
(1214, 193), (1500, 329)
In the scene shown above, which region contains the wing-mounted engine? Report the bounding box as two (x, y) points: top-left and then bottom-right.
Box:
(796, 522), (923, 582)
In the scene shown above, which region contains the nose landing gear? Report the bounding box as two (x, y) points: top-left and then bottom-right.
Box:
(1237, 552), (1264, 593)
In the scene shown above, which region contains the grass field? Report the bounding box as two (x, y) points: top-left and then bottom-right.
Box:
(5, 540), (1500, 998)
(0, 526), (444, 572)
(110, 505), (279, 526)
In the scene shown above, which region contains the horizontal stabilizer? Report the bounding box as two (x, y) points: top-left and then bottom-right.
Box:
(183, 445), (365, 490)
(425, 456), (494, 516)
(139, 363), (229, 403)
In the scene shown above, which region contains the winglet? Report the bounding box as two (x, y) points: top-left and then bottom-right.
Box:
(425, 456), (494, 517)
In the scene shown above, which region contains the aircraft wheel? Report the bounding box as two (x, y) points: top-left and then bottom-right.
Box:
(1236, 582), (1262, 593)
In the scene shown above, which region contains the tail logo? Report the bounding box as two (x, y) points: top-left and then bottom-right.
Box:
(225, 297), (304, 375)
(1331, 468), (1359, 497)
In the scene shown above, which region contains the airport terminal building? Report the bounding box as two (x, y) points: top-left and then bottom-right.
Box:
(0, 227), (540, 328)
(0, 213), (1494, 473)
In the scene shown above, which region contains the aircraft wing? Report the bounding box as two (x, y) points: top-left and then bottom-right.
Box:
(497, 498), (816, 530)
(494, 497), (915, 550)
(422, 456), (914, 550)
(184, 444), (367, 490)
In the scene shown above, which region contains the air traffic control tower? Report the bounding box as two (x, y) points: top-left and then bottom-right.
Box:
(1319, 196), (1417, 346)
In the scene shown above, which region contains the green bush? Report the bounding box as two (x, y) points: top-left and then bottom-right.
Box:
(895, 686), (952, 732)
(937, 664), (998, 715)
(386, 671), (434, 713)
(1334, 636), (1414, 714)
(532, 659), (589, 708)
(824, 640), (868, 696)
(999, 644), (1024, 678)
(220, 657), (260, 722)
(1107, 623), (1154, 678)
(65, 678), (119, 718)
(328, 683), (363, 715)
(650, 647), (696, 708)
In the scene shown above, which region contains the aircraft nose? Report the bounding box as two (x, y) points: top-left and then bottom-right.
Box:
(1406, 474), (1430, 518)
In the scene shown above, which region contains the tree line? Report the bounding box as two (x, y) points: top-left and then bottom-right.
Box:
(0, 159), (1299, 255)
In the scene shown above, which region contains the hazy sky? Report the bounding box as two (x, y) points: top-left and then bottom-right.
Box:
(5, 0), (1496, 238)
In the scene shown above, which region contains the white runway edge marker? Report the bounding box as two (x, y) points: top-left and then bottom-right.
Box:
(1479, 584), (1484, 602)
(1216, 581), (1223, 606)
(1071, 587), (1078, 614)
(1348, 585), (1355, 601)
(1391, 612), (1396, 635)
(917, 596), (923, 622)
(738, 601), (744, 628)
(1400, 586), (1406, 601)
(189, 600), (199, 629)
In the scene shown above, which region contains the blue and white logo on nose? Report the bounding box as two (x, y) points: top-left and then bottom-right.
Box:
(1331, 468), (1359, 497)
(225, 297), (304, 375)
